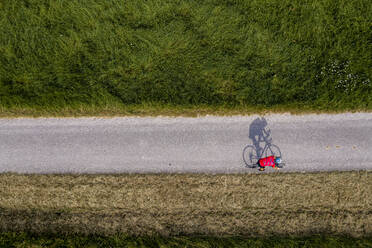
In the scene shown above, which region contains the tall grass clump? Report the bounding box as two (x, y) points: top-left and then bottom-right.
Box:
(0, 0), (371, 111)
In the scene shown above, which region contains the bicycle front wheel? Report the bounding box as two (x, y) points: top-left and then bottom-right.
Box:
(243, 145), (259, 168)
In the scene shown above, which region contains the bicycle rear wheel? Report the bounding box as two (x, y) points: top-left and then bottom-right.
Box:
(243, 145), (259, 168)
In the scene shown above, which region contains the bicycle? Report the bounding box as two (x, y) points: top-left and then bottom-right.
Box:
(243, 137), (284, 168)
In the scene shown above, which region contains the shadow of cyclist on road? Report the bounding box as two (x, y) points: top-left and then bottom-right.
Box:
(249, 117), (271, 156)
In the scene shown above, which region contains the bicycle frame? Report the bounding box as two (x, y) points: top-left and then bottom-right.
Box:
(255, 142), (275, 160)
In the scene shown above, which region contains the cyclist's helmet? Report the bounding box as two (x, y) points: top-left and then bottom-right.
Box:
(275, 157), (282, 164)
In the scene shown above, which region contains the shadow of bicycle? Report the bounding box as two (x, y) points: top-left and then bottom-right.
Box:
(243, 117), (282, 168)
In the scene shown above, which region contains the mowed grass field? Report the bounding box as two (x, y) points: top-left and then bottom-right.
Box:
(0, 171), (371, 237)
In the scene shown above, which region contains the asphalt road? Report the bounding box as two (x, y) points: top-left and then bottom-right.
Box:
(0, 113), (371, 174)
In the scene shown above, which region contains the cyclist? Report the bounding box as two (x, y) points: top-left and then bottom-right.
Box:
(258, 156), (282, 171)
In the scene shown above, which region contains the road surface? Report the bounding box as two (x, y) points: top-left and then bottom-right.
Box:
(0, 113), (371, 173)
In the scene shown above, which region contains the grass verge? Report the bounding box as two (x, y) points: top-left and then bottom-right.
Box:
(0, 103), (371, 118)
(1, 233), (372, 248)
(0, 171), (371, 237)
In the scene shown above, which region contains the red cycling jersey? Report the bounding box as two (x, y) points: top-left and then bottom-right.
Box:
(258, 156), (276, 167)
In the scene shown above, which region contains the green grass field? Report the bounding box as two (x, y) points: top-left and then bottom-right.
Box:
(0, 0), (371, 114)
